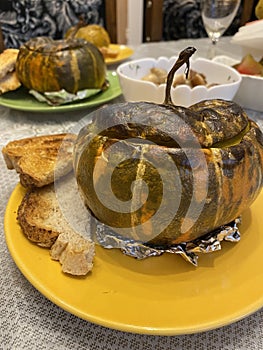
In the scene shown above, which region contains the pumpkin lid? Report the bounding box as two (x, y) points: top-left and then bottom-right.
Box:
(85, 99), (248, 149)
(21, 36), (95, 54)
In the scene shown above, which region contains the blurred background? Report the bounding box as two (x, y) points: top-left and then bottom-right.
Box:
(0, 0), (259, 48)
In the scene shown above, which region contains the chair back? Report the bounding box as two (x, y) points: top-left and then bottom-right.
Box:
(0, 26), (5, 52)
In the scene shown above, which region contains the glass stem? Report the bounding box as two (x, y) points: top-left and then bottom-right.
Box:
(212, 37), (218, 45)
(207, 37), (218, 59)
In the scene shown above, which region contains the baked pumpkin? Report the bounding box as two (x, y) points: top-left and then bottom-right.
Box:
(15, 36), (106, 94)
(66, 24), (111, 48)
(74, 47), (263, 246)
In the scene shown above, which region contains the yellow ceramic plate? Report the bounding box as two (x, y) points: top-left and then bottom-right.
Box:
(4, 184), (263, 335)
(105, 44), (134, 65)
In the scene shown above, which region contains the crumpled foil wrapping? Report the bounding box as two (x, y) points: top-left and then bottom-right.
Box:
(92, 217), (241, 266)
(29, 80), (109, 106)
(30, 88), (102, 106)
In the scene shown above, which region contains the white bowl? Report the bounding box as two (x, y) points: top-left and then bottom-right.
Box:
(231, 21), (263, 60)
(116, 56), (241, 107)
(213, 55), (263, 112)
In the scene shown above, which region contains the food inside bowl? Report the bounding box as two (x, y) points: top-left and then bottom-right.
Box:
(212, 54), (263, 111)
(232, 54), (263, 76)
(142, 67), (218, 88)
(117, 55), (241, 106)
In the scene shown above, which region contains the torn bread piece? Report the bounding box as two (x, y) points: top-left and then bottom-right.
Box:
(50, 231), (95, 276)
(2, 133), (77, 188)
(0, 71), (21, 94)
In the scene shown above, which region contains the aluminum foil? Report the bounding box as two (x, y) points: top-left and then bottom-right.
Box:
(29, 80), (109, 106)
(92, 217), (241, 266)
(30, 88), (102, 106)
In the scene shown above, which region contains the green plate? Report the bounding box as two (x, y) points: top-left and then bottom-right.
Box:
(0, 71), (121, 113)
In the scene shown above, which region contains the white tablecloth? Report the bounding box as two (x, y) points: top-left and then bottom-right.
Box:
(1, 37), (263, 350)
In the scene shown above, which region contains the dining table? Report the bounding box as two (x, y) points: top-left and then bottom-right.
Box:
(1, 36), (263, 350)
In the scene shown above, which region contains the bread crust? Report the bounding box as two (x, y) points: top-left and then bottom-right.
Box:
(17, 185), (61, 247)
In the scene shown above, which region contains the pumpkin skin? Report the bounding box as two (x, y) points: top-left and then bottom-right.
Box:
(65, 24), (111, 48)
(74, 48), (263, 246)
(74, 99), (263, 246)
(15, 36), (106, 94)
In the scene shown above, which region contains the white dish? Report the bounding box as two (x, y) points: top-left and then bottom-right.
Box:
(117, 56), (241, 107)
(212, 55), (263, 112)
(231, 20), (263, 60)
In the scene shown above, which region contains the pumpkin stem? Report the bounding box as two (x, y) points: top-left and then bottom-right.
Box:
(68, 16), (87, 39)
(163, 47), (196, 105)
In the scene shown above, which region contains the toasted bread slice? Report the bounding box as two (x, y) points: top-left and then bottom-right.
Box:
(17, 182), (95, 275)
(0, 48), (19, 80)
(17, 184), (62, 247)
(0, 48), (21, 94)
(99, 46), (119, 59)
(2, 133), (77, 188)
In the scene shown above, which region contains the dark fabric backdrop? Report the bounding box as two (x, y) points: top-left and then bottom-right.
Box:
(0, 0), (104, 48)
(0, 0), (258, 48)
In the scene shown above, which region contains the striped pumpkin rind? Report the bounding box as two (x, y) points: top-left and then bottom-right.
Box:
(16, 37), (106, 94)
(74, 100), (263, 246)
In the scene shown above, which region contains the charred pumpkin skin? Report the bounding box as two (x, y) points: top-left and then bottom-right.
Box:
(16, 36), (106, 94)
(74, 99), (263, 246)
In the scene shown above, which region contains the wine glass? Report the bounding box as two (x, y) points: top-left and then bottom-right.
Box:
(200, 0), (241, 58)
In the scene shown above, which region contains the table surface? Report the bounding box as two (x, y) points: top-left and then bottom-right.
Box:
(1, 37), (263, 350)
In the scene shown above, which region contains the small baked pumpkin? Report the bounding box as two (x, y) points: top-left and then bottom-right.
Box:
(16, 36), (106, 94)
(65, 24), (111, 48)
(74, 47), (263, 246)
